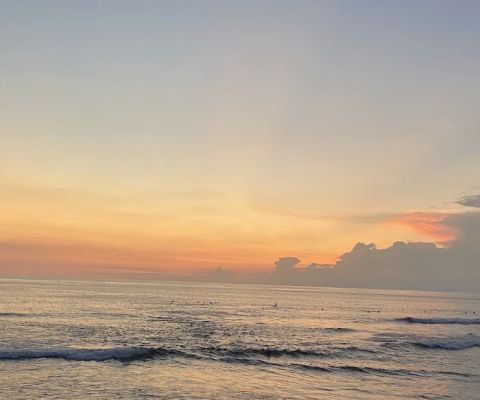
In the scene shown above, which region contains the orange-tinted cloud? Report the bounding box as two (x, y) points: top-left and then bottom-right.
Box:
(387, 212), (458, 241)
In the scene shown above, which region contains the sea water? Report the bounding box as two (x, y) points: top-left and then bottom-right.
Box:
(0, 279), (479, 399)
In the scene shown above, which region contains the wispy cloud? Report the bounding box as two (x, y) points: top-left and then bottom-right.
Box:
(456, 194), (480, 208)
(386, 211), (457, 241)
(253, 205), (394, 224)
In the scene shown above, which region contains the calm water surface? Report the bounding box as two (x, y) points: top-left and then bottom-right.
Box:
(0, 279), (479, 399)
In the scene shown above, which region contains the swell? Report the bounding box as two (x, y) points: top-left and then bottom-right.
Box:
(323, 327), (356, 333)
(397, 317), (480, 325)
(295, 364), (421, 376)
(206, 347), (328, 358)
(0, 313), (29, 317)
(413, 337), (480, 350)
(293, 364), (472, 378)
(0, 347), (184, 362)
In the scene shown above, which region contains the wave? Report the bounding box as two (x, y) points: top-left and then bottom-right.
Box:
(338, 346), (377, 354)
(202, 346), (330, 358)
(0, 344), (375, 363)
(397, 317), (480, 325)
(0, 347), (182, 362)
(0, 345), (473, 378)
(0, 346), (332, 362)
(413, 337), (480, 350)
(323, 327), (356, 333)
(0, 313), (28, 317)
(291, 363), (332, 372)
(331, 365), (421, 376)
(207, 344), (377, 358)
(293, 363), (472, 377)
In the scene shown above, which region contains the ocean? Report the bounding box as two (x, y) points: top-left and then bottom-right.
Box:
(0, 278), (479, 399)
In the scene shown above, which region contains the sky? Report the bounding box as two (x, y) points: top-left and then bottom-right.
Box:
(1, 1), (480, 289)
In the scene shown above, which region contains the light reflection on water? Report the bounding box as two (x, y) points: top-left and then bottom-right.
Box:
(0, 279), (479, 399)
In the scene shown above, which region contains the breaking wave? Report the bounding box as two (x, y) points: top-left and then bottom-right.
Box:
(0, 344), (375, 363)
(397, 317), (480, 325)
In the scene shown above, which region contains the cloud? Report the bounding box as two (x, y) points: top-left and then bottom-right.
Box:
(191, 207), (480, 292)
(443, 212), (480, 252)
(332, 240), (453, 290)
(274, 257), (301, 271)
(306, 263), (333, 270)
(456, 194), (480, 208)
(256, 210), (480, 292)
(387, 212), (457, 241)
(253, 205), (394, 223)
(244, 205), (480, 291)
(270, 257), (301, 284)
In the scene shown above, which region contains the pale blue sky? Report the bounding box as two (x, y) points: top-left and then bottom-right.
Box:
(2, 1), (479, 212)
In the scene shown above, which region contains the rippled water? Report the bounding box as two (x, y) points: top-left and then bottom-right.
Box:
(0, 279), (479, 399)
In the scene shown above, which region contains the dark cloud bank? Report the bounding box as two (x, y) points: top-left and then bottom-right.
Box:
(200, 208), (480, 293)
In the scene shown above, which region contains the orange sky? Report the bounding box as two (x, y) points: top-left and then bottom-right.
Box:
(0, 179), (463, 277)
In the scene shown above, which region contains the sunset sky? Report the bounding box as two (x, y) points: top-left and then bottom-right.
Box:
(1, 1), (480, 278)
